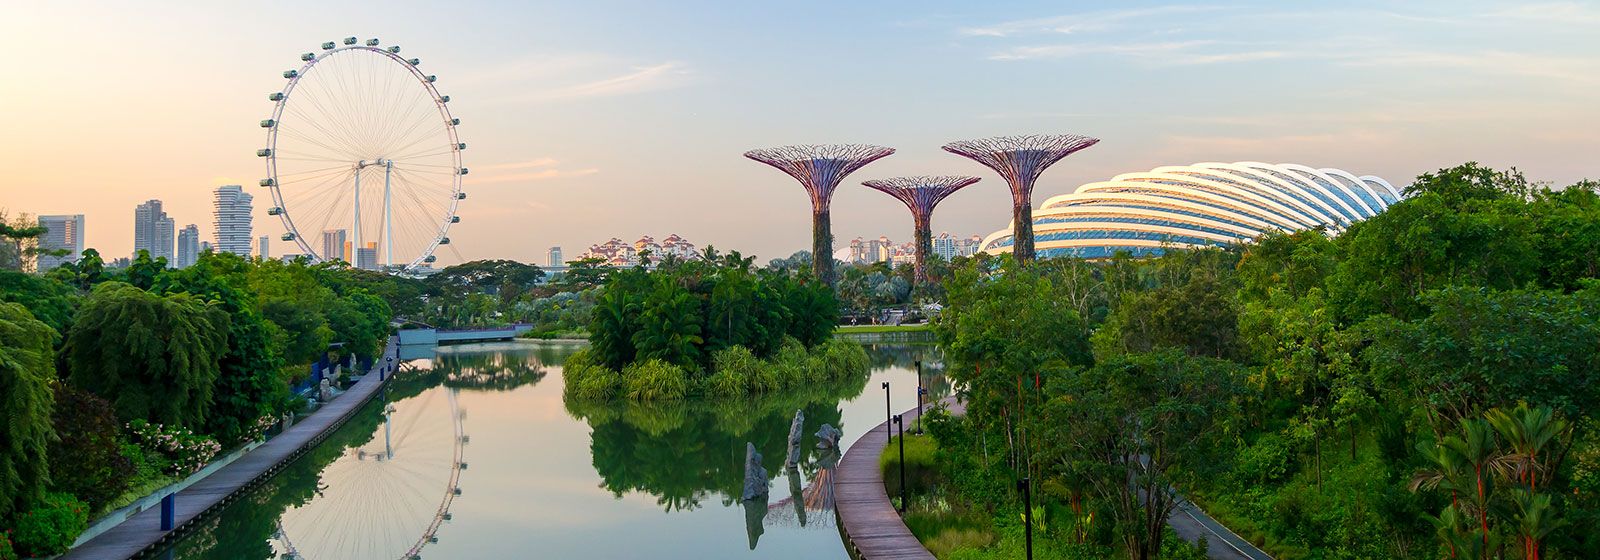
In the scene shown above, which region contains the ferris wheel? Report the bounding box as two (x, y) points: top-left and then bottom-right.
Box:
(258, 37), (466, 271)
(272, 386), (466, 560)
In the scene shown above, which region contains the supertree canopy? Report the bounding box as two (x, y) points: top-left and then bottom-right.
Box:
(861, 176), (981, 285)
(745, 144), (895, 285)
(943, 134), (1098, 264)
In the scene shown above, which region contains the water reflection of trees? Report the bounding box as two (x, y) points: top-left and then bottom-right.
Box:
(863, 343), (953, 399)
(565, 377), (864, 513)
(158, 372), (439, 559)
(436, 348), (548, 391)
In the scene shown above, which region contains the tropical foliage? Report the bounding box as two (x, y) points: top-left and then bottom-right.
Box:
(922, 163), (1600, 559)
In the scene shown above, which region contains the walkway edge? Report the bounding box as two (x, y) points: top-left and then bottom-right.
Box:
(59, 336), (403, 560)
(834, 396), (959, 560)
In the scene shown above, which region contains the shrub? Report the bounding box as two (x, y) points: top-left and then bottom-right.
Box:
(1235, 432), (1296, 485)
(47, 384), (132, 511)
(11, 492), (88, 557)
(125, 420), (221, 477)
(812, 338), (870, 382)
(564, 349), (623, 401)
(0, 531), (15, 560)
(706, 346), (760, 398)
(621, 359), (689, 401)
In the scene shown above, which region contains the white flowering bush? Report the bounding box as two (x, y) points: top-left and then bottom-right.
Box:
(240, 414), (278, 443)
(125, 420), (222, 476)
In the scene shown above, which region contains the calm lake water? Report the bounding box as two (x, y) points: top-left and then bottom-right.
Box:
(155, 340), (945, 560)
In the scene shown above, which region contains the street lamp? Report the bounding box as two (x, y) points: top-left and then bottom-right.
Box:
(384, 356), (393, 380)
(914, 359), (924, 435)
(1018, 477), (1034, 560)
(881, 381), (891, 438)
(893, 414), (906, 513)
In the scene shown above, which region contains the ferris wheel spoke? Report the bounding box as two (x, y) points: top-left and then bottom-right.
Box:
(284, 103), (367, 159)
(375, 79), (434, 154)
(277, 128), (363, 163)
(275, 164), (353, 181)
(376, 109), (443, 158)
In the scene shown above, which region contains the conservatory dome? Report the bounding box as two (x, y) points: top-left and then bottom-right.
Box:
(980, 162), (1400, 259)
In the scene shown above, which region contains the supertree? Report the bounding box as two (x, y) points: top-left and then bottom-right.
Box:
(745, 144), (895, 286)
(943, 134), (1098, 264)
(861, 176), (981, 285)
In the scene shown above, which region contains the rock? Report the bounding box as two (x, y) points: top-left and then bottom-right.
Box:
(741, 442), (769, 501)
(815, 424), (842, 450)
(318, 378), (336, 402)
(785, 409), (805, 468)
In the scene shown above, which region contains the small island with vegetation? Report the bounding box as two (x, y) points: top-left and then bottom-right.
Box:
(562, 250), (869, 401)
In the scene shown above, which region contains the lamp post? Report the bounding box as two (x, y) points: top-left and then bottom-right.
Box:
(881, 381), (891, 438)
(894, 414), (906, 513)
(914, 359), (924, 435)
(384, 356), (393, 380)
(1018, 477), (1034, 560)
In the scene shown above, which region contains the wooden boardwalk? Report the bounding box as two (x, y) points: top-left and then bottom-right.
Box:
(834, 397), (962, 560)
(60, 338), (402, 560)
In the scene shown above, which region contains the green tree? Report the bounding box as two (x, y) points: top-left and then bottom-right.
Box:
(65, 282), (230, 426)
(1037, 350), (1242, 560)
(155, 253), (289, 443)
(45, 384), (131, 510)
(0, 303), (56, 525)
(0, 271), (77, 336)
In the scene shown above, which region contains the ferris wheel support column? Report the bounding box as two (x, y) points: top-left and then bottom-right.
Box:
(384, 159), (394, 268)
(353, 163), (363, 264)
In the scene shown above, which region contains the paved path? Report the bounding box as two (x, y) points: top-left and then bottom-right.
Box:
(60, 338), (402, 560)
(1170, 499), (1274, 560)
(835, 397), (962, 560)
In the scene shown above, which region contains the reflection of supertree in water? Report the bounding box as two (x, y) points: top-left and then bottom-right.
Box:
(943, 135), (1099, 264)
(745, 144), (895, 286)
(861, 176), (981, 285)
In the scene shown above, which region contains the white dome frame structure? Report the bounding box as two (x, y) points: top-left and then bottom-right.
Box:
(980, 162), (1400, 259)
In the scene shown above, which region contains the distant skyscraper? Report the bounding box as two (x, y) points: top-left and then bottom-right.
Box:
(257, 235), (269, 259)
(133, 200), (175, 262)
(352, 242), (378, 270)
(322, 229), (348, 263)
(37, 214), (84, 271)
(199, 241), (212, 254)
(213, 185), (253, 255)
(176, 224), (200, 268)
(548, 246), (563, 267)
(933, 232), (957, 260)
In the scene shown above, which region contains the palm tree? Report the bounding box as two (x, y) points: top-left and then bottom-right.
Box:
(1486, 405), (1569, 560)
(1486, 404), (1569, 491)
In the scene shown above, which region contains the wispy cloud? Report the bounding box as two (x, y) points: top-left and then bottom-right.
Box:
(460, 54), (692, 104)
(960, 6), (1225, 37)
(1485, 2), (1600, 24)
(474, 158), (598, 184)
(988, 40), (1287, 65)
(535, 62), (689, 100)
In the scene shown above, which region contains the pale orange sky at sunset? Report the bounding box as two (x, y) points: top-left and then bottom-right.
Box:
(3, 0), (1597, 265)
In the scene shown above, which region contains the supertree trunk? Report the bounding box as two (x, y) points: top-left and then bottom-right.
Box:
(812, 207), (834, 286)
(1012, 198), (1035, 264)
(913, 214), (933, 285)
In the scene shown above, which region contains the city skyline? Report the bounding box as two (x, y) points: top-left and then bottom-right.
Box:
(2, 1), (1598, 265)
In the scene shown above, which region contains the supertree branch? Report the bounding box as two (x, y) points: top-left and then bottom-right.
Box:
(745, 144), (895, 287)
(942, 134), (1098, 264)
(861, 176), (981, 285)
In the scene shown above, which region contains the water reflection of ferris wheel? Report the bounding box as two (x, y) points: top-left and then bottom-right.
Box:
(273, 386), (466, 560)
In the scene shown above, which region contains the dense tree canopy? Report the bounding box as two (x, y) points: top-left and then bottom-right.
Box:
(65, 282), (230, 426)
(0, 302), (56, 524)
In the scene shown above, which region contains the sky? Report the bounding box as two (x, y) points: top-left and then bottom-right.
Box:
(2, 0), (1597, 265)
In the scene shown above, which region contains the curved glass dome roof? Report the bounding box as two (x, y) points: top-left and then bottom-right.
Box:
(980, 162), (1400, 259)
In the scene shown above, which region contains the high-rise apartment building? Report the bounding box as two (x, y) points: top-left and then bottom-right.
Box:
(213, 185), (253, 255)
(322, 229), (348, 263)
(257, 235), (269, 259)
(347, 241), (378, 270)
(37, 214), (85, 271)
(133, 200), (175, 262)
(176, 224), (200, 268)
(548, 246), (563, 267)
